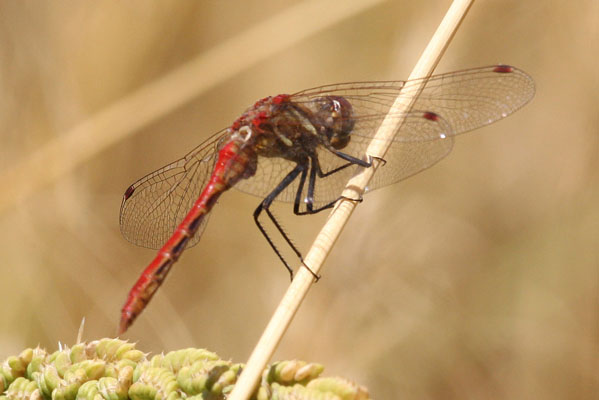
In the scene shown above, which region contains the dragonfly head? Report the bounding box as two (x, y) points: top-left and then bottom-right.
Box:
(313, 96), (355, 149)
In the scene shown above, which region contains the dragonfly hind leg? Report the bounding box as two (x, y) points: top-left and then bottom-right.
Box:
(253, 163), (319, 280)
(253, 150), (382, 280)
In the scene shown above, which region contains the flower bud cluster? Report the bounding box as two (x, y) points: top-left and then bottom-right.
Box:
(1, 339), (369, 400)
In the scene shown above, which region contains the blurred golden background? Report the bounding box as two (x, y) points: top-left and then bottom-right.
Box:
(0, 1), (597, 398)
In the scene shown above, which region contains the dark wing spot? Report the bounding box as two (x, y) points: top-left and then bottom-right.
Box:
(493, 65), (514, 73)
(124, 185), (135, 200)
(423, 111), (440, 121)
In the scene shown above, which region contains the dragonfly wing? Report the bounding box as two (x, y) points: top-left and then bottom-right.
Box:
(364, 112), (455, 190)
(119, 130), (228, 249)
(398, 65), (535, 137)
(232, 156), (301, 204)
(292, 65), (535, 141)
(287, 65), (534, 190)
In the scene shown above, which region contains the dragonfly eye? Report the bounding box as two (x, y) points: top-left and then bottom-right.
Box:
(314, 96), (355, 149)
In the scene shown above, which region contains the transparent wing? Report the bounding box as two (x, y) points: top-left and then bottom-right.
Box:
(292, 65), (535, 141)
(235, 65), (534, 202)
(119, 129), (229, 249)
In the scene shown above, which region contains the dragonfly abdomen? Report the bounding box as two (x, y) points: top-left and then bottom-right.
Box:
(119, 138), (257, 333)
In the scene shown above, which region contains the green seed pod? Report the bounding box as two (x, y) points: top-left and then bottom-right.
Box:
(149, 349), (219, 373)
(103, 363), (118, 379)
(65, 360), (106, 381)
(98, 376), (128, 400)
(211, 363), (241, 394)
(130, 367), (179, 400)
(93, 339), (134, 362)
(0, 366), (15, 388)
(117, 366), (133, 385)
(119, 350), (145, 363)
(5, 358), (23, 378)
(35, 365), (61, 397)
(5, 377), (41, 400)
(1, 348), (34, 387)
(26, 348), (48, 378)
(75, 369), (131, 400)
(7, 349), (33, 377)
(114, 344), (137, 361)
(255, 385), (270, 400)
(69, 344), (87, 364)
(53, 367), (89, 400)
(53, 381), (81, 400)
(267, 361), (324, 384)
(276, 360), (301, 382)
(294, 363), (324, 382)
(306, 377), (369, 400)
(46, 351), (60, 365)
(52, 352), (72, 377)
(270, 382), (338, 400)
(116, 359), (138, 373)
(176, 360), (231, 395)
(77, 380), (103, 400)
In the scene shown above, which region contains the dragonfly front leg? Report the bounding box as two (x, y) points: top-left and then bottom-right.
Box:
(294, 151), (379, 216)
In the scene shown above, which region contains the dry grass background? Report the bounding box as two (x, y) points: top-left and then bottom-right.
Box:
(0, 1), (597, 398)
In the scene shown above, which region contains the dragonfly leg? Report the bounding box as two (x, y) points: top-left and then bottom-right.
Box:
(326, 151), (388, 203)
(294, 157), (341, 215)
(263, 205), (320, 281)
(328, 149), (387, 168)
(326, 147), (372, 167)
(254, 163), (320, 280)
(294, 151), (374, 216)
(342, 154), (386, 203)
(367, 154), (387, 166)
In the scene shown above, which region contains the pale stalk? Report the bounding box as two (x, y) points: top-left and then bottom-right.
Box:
(228, 0), (476, 398)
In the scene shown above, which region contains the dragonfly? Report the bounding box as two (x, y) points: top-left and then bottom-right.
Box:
(118, 65), (535, 333)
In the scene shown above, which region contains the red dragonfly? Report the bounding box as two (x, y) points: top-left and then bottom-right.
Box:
(118, 65), (535, 333)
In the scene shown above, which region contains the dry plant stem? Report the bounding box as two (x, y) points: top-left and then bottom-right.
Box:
(228, 0), (475, 398)
(0, 0), (384, 214)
